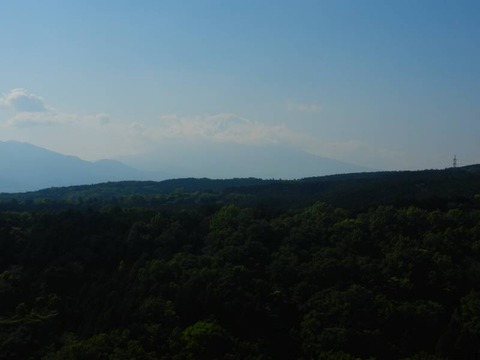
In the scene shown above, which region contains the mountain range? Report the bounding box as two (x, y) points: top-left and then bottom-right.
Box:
(0, 141), (157, 193)
(119, 140), (372, 179)
(0, 140), (370, 193)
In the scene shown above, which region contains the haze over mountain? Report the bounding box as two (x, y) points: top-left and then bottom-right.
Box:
(0, 140), (370, 193)
(120, 140), (371, 179)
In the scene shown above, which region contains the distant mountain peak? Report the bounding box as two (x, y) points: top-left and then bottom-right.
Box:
(120, 141), (372, 180)
(0, 141), (163, 193)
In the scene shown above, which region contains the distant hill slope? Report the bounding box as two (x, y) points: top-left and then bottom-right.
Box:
(0, 141), (164, 192)
(1, 165), (480, 211)
(0, 140), (373, 193)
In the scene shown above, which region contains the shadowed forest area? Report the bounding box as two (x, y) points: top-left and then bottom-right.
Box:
(1, 167), (480, 359)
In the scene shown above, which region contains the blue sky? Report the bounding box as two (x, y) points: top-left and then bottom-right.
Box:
(1, 0), (479, 170)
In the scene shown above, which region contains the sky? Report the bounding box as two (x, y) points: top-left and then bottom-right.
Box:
(1, 0), (479, 171)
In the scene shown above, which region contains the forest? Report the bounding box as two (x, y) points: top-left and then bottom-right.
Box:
(1, 167), (480, 359)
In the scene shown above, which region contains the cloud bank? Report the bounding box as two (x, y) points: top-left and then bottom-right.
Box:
(133, 113), (397, 168)
(0, 88), (398, 168)
(0, 88), (48, 112)
(147, 113), (308, 146)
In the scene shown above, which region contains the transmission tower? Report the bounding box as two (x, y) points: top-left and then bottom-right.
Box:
(453, 155), (457, 168)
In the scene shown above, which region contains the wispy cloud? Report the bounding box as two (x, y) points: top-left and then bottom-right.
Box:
(0, 88), (398, 168)
(136, 113), (400, 169)
(145, 113), (310, 147)
(5, 112), (110, 128)
(0, 88), (49, 112)
(5, 112), (73, 127)
(286, 100), (322, 113)
(0, 89), (110, 128)
(0, 89), (124, 159)
(154, 114), (402, 168)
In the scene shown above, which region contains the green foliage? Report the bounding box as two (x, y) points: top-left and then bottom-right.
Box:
(1, 171), (480, 358)
(42, 331), (156, 360)
(180, 320), (231, 360)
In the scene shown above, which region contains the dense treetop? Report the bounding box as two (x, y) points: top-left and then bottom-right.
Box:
(1, 166), (480, 359)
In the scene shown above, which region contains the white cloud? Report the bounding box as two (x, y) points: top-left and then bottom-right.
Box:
(0, 88), (110, 128)
(83, 113), (110, 124)
(152, 113), (404, 169)
(287, 100), (322, 113)
(145, 113), (310, 147)
(135, 113), (403, 169)
(0, 87), (399, 168)
(0, 88), (49, 112)
(4, 111), (111, 128)
(5, 112), (74, 128)
(130, 122), (146, 133)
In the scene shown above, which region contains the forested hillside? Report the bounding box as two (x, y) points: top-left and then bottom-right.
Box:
(2, 166), (480, 211)
(1, 167), (480, 359)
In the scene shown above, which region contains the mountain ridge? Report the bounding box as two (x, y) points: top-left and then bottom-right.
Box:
(1, 165), (479, 212)
(0, 140), (372, 193)
(0, 140), (160, 192)
(119, 141), (373, 179)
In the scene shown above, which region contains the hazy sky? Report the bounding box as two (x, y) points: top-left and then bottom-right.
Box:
(1, 0), (479, 170)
